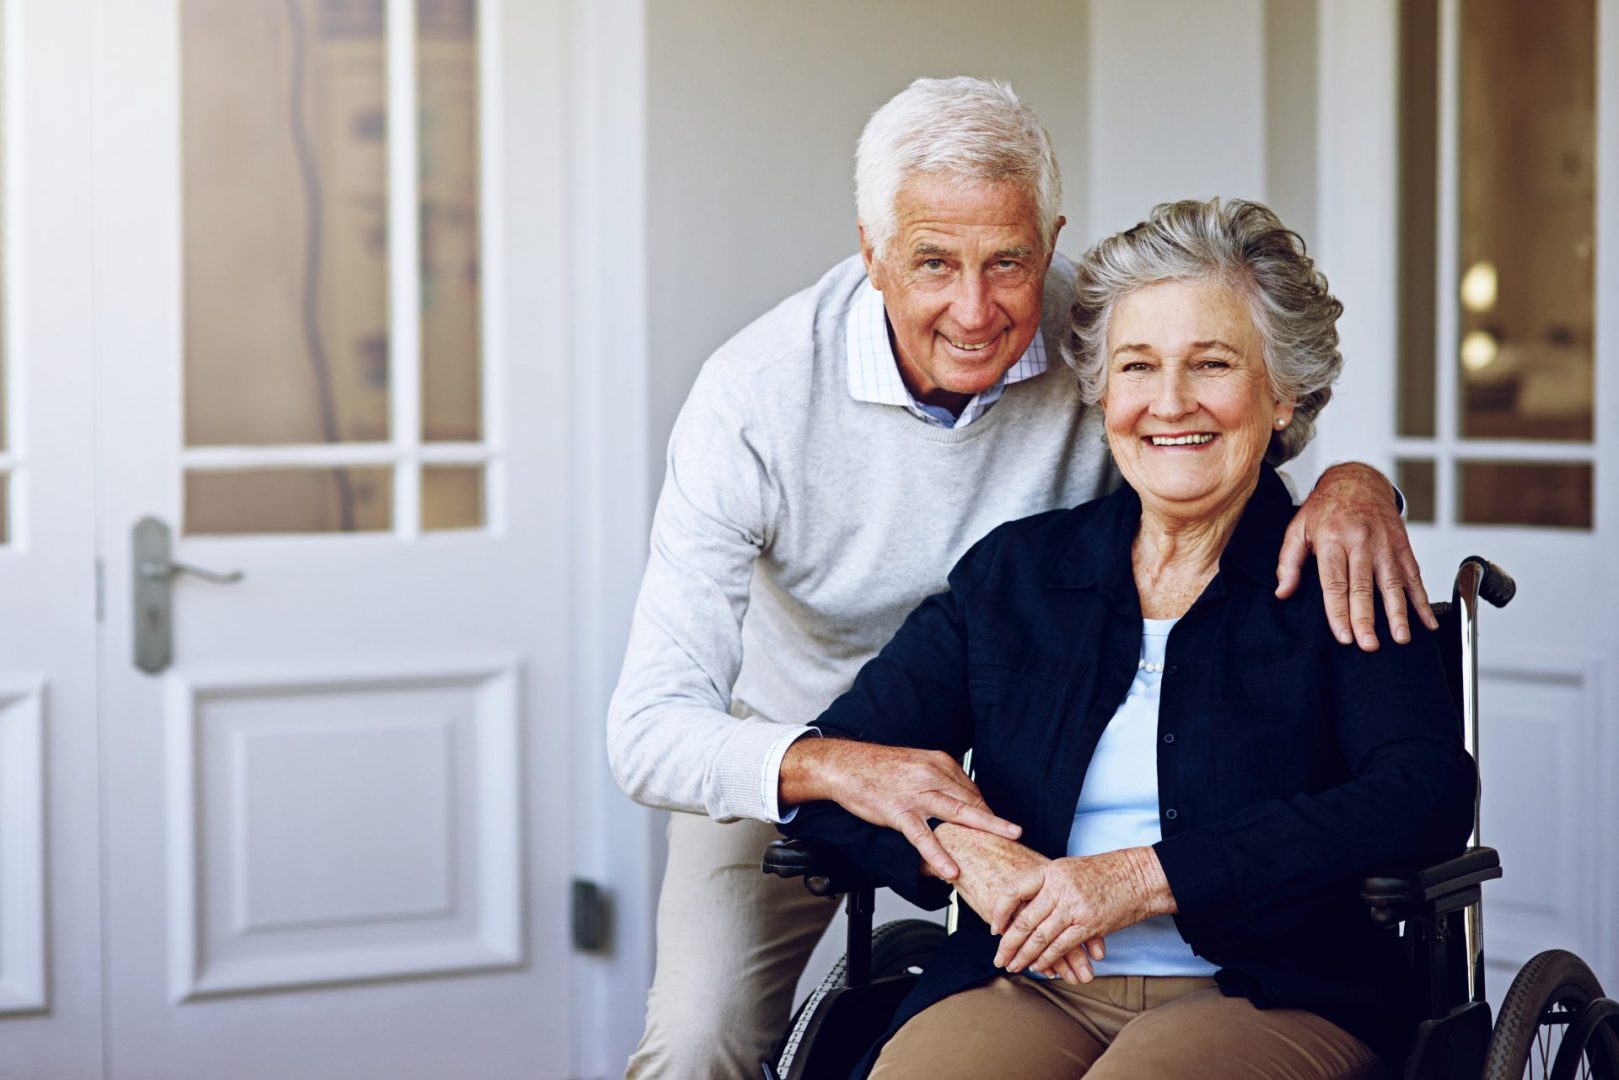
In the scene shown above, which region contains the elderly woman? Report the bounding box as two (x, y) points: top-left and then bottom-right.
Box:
(781, 198), (1475, 1079)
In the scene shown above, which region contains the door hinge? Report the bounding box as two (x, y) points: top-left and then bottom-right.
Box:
(95, 558), (105, 623)
(571, 878), (612, 954)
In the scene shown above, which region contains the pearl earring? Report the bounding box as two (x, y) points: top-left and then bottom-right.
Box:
(1275, 418), (1287, 429)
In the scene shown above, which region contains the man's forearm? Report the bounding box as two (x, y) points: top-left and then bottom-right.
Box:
(777, 734), (838, 806)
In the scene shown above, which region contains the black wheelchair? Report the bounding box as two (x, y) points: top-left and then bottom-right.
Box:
(761, 557), (1619, 1080)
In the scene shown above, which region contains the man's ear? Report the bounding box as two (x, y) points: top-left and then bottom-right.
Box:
(1045, 215), (1067, 267)
(858, 222), (882, 287)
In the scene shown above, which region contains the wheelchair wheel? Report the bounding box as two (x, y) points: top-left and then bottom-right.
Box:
(1483, 949), (1619, 1080)
(867, 917), (947, 979)
(772, 919), (946, 1080)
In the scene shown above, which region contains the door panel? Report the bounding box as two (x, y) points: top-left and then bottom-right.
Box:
(168, 661), (521, 1001)
(93, 1), (570, 1075)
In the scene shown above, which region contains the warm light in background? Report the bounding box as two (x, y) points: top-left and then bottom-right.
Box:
(1460, 329), (1499, 373)
(1459, 259), (1499, 313)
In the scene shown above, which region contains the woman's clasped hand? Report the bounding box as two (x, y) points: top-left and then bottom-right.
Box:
(990, 847), (1172, 979)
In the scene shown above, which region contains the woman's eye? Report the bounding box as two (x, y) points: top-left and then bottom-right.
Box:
(1196, 359), (1231, 371)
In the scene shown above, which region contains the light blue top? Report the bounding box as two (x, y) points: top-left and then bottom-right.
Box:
(1066, 617), (1217, 976)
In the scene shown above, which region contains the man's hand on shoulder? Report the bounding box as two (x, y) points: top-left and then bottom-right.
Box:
(778, 737), (1022, 881)
(1276, 461), (1437, 651)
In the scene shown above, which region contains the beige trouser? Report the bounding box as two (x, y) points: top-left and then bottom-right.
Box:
(870, 973), (1386, 1079)
(625, 813), (839, 1080)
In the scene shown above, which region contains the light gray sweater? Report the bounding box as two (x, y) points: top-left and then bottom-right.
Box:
(607, 254), (1116, 822)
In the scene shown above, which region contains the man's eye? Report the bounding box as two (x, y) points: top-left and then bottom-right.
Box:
(921, 258), (947, 271)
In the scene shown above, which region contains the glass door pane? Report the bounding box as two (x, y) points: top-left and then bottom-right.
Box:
(418, 0), (481, 443)
(1457, 0), (1595, 444)
(185, 467), (392, 535)
(181, 0), (390, 448)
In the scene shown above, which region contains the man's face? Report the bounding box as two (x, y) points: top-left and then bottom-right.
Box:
(862, 175), (1061, 409)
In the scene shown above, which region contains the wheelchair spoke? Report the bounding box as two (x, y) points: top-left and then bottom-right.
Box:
(1537, 1022), (1556, 1077)
(1529, 1007), (1593, 1078)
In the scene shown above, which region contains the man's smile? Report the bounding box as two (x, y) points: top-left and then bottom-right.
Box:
(941, 330), (1007, 354)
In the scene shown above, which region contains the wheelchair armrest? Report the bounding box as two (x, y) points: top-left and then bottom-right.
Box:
(1361, 846), (1502, 926)
(762, 837), (874, 898)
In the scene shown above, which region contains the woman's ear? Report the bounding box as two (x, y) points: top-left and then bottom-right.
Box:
(1273, 400), (1296, 431)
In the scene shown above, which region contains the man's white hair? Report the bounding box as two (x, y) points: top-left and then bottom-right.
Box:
(855, 76), (1062, 260)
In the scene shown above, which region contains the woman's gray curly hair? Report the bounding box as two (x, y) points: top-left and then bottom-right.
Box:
(1063, 197), (1343, 465)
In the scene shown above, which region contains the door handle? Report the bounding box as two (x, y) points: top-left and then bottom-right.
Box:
(132, 516), (245, 674)
(137, 559), (245, 585)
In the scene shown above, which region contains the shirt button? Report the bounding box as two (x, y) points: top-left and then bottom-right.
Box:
(1164, 808), (1178, 820)
(1163, 733), (1176, 744)
(1166, 665), (1178, 675)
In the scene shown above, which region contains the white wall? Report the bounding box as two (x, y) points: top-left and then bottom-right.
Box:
(1086, 0), (1268, 235)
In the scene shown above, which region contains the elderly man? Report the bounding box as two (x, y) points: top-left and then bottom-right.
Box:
(608, 77), (1431, 1078)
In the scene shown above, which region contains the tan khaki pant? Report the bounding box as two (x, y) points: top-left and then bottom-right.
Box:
(870, 973), (1385, 1079)
(625, 814), (839, 1080)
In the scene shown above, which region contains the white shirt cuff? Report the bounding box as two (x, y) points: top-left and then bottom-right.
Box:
(761, 726), (820, 824)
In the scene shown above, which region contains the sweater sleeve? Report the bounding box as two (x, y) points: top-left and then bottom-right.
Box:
(1154, 610), (1478, 942)
(606, 361), (810, 822)
(779, 531), (997, 908)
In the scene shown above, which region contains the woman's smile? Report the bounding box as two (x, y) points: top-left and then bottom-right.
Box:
(1143, 432), (1218, 447)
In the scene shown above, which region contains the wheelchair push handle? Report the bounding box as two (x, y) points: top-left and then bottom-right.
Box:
(1458, 555), (1515, 609)
(763, 837), (859, 898)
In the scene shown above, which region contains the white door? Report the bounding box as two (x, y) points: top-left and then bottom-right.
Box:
(91, 1), (573, 1075)
(1318, 0), (1619, 1001)
(0, 1), (104, 1075)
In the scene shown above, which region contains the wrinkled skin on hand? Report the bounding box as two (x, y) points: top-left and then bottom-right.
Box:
(988, 847), (1175, 978)
(1280, 462), (1437, 650)
(930, 824), (1110, 984)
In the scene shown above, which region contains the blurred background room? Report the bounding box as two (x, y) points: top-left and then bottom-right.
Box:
(0, 0), (1613, 1076)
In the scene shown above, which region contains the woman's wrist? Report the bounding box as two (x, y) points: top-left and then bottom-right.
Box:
(1127, 846), (1177, 917)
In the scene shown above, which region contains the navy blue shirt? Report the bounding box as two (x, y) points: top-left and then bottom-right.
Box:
(783, 465), (1475, 1070)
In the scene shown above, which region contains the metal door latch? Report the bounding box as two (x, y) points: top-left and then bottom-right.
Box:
(132, 516), (244, 674)
(571, 878), (612, 953)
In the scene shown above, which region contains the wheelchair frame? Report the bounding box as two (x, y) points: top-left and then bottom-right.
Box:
(762, 557), (1619, 1080)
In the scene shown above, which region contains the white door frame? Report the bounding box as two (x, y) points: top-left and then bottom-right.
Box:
(0, 0), (102, 1074)
(1314, 0), (1619, 993)
(561, 0), (665, 1073)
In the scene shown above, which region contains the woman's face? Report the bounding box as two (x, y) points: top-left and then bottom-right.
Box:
(1101, 278), (1293, 521)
